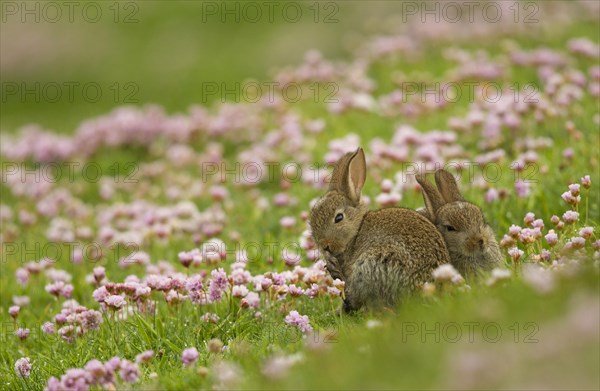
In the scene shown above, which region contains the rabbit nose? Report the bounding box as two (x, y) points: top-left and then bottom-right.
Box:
(466, 235), (484, 253)
(320, 240), (331, 253)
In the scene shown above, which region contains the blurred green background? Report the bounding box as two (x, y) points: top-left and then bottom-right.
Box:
(1, 1), (407, 133)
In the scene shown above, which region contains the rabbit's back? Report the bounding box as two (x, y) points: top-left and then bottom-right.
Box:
(354, 208), (449, 267)
(342, 207), (449, 311)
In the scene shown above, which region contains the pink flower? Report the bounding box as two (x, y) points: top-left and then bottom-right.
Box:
(202, 239), (227, 263)
(45, 281), (72, 298)
(288, 284), (305, 297)
(500, 234), (516, 248)
(15, 357), (32, 378)
(550, 215), (561, 225)
(568, 183), (580, 196)
(200, 313), (220, 323)
(520, 228), (542, 244)
(508, 247), (524, 262)
(532, 219), (545, 230)
(80, 310), (102, 331)
(432, 264), (463, 284)
(258, 277), (273, 291)
(565, 236), (586, 250)
(562, 211), (579, 224)
(280, 216), (296, 229)
(208, 268), (229, 302)
(105, 295), (127, 309)
(327, 287), (341, 296)
(581, 175), (591, 189)
(240, 292), (260, 309)
(105, 356), (122, 372)
(55, 313), (67, 324)
(540, 249), (551, 262)
(561, 191), (580, 206)
(119, 359), (140, 383)
(58, 325), (78, 342)
(182, 347), (199, 367)
(273, 193), (291, 206)
(230, 268), (252, 285)
(212, 361), (241, 386)
(284, 310), (313, 334)
(563, 148), (574, 159)
(165, 290), (183, 305)
(333, 279), (345, 290)
(485, 188), (499, 203)
(93, 266), (106, 282)
(135, 285), (152, 300)
(568, 38), (600, 58)
(232, 285), (249, 298)
(135, 350), (154, 364)
(92, 286), (109, 303)
(178, 251), (194, 268)
(8, 305), (20, 319)
(262, 353), (303, 380)
(545, 231), (559, 246)
(15, 328), (30, 340)
(185, 274), (205, 303)
(12, 296), (30, 306)
(375, 191), (401, 207)
(514, 180), (531, 198)
(522, 264), (555, 294)
(508, 225), (522, 238)
(61, 284), (74, 298)
(282, 250), (302, 267)
(580, 227), (594, 239)
(304, 283), (320, 298)
(523, 212), (536, 226)
(209, 185), (229, 201)
(84, 359), (107, 380)
(41, 322), (55, 334)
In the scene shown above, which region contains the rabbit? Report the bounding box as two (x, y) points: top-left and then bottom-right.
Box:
(309, 148), (450, 312)
(415, 169), (503, 278)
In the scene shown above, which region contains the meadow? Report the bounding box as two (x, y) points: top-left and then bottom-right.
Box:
(1, 1), (599, 390)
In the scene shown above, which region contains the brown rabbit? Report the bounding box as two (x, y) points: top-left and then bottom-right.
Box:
(415, 169), (502, 277)
(309, 148), (449, 312)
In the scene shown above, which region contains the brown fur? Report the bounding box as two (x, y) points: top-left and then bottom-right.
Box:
(309, 148), (450, 312)
(416, 169), (502, 277)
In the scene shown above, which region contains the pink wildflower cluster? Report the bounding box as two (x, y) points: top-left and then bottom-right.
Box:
(501, 176), (596, 267)
(15, 357), (32, 378)
(284, 310), (313, 334)
(181, 347), (199, 367)
(14, 258), (55, 287)
(45, 356), (140, 390)
(51, 300), (103, 342)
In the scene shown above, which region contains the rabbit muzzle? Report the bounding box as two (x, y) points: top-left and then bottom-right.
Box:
(318, 239), (344, 257)
(463, 232), (486, 254)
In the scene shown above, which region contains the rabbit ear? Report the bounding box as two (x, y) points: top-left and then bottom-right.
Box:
(328, 148), (366, 204)
(416, 173), (445, 220)
(435, 169), (464, 203)
(328, 152), (352, 192)
(346, 148), (366, 203)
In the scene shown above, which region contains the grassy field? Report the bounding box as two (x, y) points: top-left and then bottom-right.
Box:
(1, 1), (599, 390)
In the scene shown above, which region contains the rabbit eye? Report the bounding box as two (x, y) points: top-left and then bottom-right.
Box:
(444, 225), (456, 232)
(334, 213), (344, 223)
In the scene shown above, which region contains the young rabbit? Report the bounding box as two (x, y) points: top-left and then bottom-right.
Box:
(309, 148), (449, 312)
(415, 169), (502, 277)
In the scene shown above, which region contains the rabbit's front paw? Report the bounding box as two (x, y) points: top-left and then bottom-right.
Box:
(342, 298), (358, 314)
(325, 262), (343, 281)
